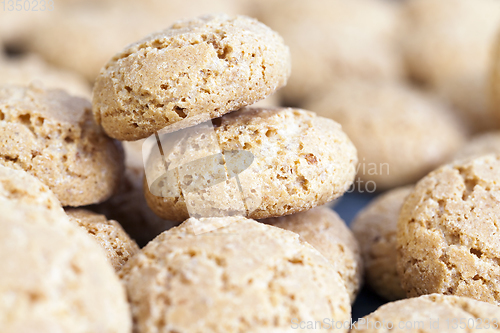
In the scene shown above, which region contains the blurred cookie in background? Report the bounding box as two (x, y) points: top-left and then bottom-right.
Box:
(0, 53), (91, 98)
(400, 0), (500, 132)
(255, 0), (404, 107)
(306, 79), (466, 191)
(351, 186), (413, 301)
(453, 131), (500, 162)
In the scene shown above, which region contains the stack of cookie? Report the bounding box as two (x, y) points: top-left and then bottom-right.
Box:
(91, 14), (361, 332)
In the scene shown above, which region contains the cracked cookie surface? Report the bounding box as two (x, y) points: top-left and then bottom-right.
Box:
(397, 154), (500, 304)
(119, 217), (350, 333)
(144, 107), (357, 221)
(93, 14), (291, 140)
(0, 85), (124, 206)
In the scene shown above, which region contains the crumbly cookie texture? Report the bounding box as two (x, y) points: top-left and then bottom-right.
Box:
(0, 202), (131, 333)
(0, 85), (124, 206)
(306, 79), (465, 190)
(119, 217), (351, 333)
(144, 107), (357, 221)
(453, 131), (500, 162)
(351, 294), (500, 333)
(265, 206), (363, 303)
(255, 0), (403, 106)
(89, 140), (180, 247)
(0, 53), (91, 99)
(401, 0), (500, 133)
(397, 154), (500, 305)
(93, 14), (291, 140)
(65, 208), (140, 271)
(351, 186), (413, 301)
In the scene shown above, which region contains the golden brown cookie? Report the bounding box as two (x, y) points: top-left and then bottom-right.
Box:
(93, 14), (291, 140)
(351, 186), (413, 301)
(453, 132), (500, 162)
(306, 79), (466, 190)
(265, 206), (363, 303)
(119, 217), (351, 333)
(144, 107), (357, 221)
(401, 0), (500, 132)
(65, 208), (140, 271)
(0, 84), (124, 206)
(255, 0), (403, 106)
(351, 294), (500, 333)
(89, 139), (180, 246)
(397, 154), (500, 305)
(0, 53), (91, 98)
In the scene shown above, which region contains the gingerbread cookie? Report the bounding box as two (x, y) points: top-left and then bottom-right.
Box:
(397, 154), (500, 305)
(265, 206), (363, 303)
(351, 186), (413, 301)
(144, 107), (357, 221)
(120, 217), (351, 333)
(0, 84), (123, 206)
(93, 14), (291, 140)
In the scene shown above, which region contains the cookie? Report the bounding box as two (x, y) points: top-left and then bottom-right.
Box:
(265, 206), (363, 303)
(93, 14), (291, 140)
(0, 84), (124, 206)
(119, 216), (351, 333)
(305, 79), (466, 190)
(490, 32), (500, 125)
(453, 132), (500, 162)
(397, 154), (500, 305)
(351, 186), (413, 301)
(89, 139), (179, 246)
(401, 0), (500, 132)
(0, 53), (91, 98)
(351, 294), (500, 333)
(0, 201), (131, 333)
(144, 107), (357, 221)
(66, 208), (140, 271)
(255, 0), (403, 106)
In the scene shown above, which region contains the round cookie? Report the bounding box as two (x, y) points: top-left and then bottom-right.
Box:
(93, 14), (291, 140)
(400, 0), (500, 132)
(119, 216), (351, 333)
(265, 206), (363, 303)
(351, 294), (500, 333)
(453, 132), (500, 162)
(397, 154), (500, 305)
(255, 0), (403, 106)
(0, 201), (131, 333)
(305, 79), (466, 190)
(0, 53), (91, 98)
(351, 186), (413, 301)
(144, 107), (357, 221)
(0, 84), (124, 206)
(66, 208), (140, 271)
(89, 139), (180, 247)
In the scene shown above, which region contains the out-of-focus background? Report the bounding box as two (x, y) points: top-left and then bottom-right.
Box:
(2, 0), (500, 319)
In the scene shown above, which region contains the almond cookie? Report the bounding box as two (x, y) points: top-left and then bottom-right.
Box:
(351, 186), (413, 301)
(89, 139), (180, 246)
(453, 132), (500, 162)
(0, 53), (91, 98)
(0, 84), (124, 206)
(119, 217), (351, 333)
(397, 154), (500, 305)
(93, 14), (291, 140)
(66, 208), (140, 271)
(306, 79), (466, 190)
(401, 0), (500, 132)
(144, 107), (357, 221)
(255, 0), (403, 106)
(351, 294), (500, 333)
(265, 206), (363, 303)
